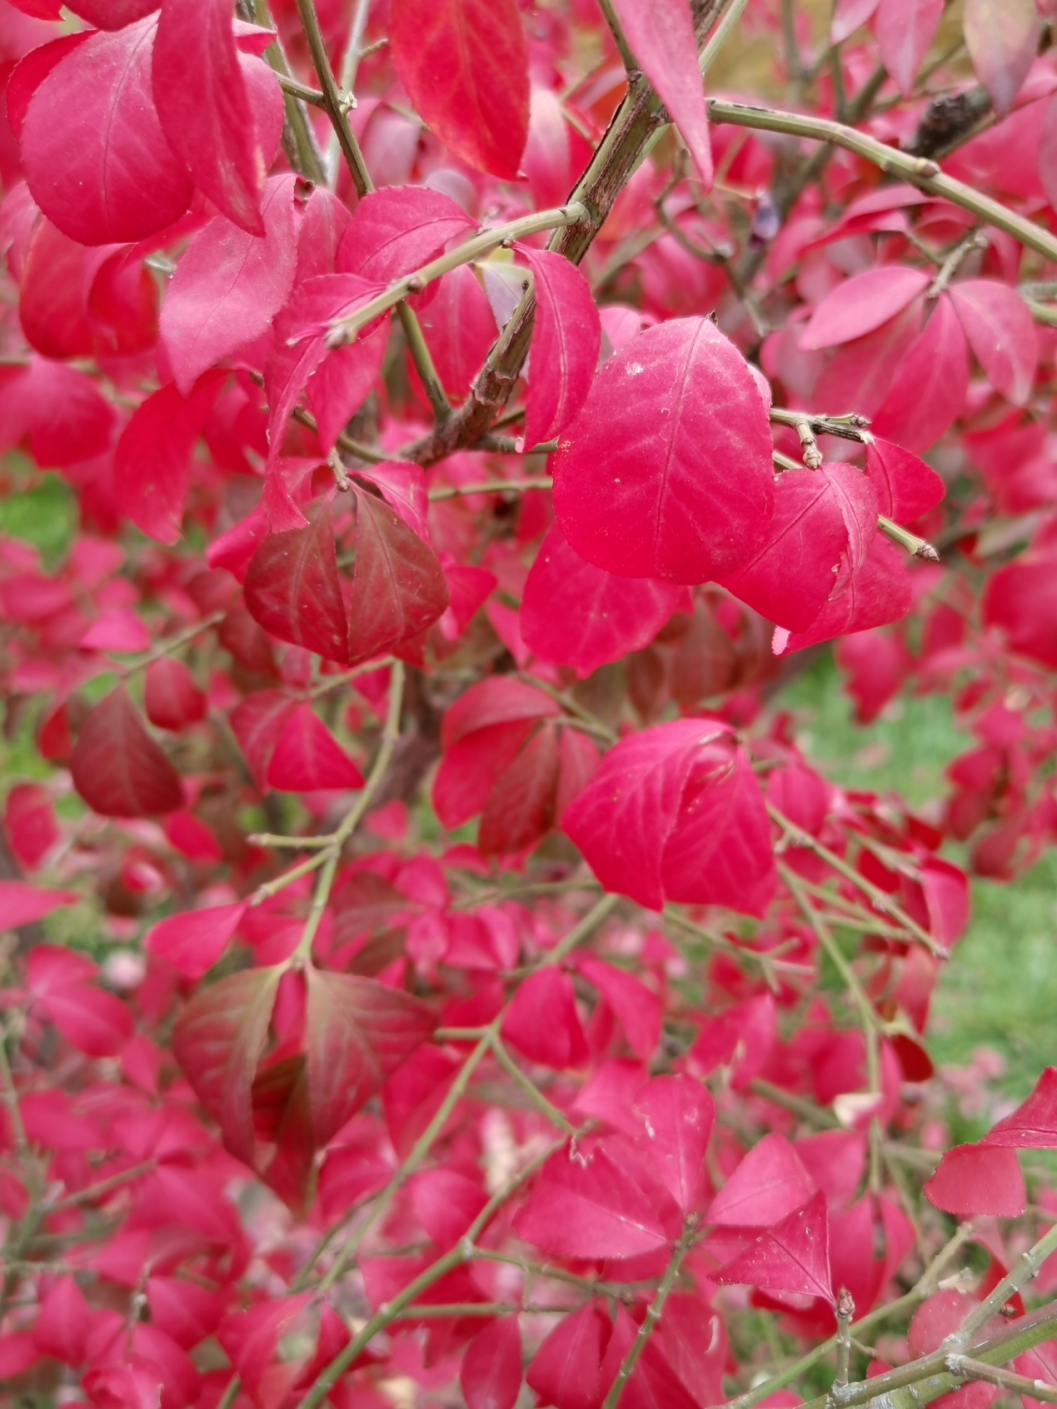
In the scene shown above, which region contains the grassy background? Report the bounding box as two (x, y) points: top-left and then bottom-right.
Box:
(783, 654), (1057, 1099)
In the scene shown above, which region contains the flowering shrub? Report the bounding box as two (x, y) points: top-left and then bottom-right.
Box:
(2, 0), (1057, 1407)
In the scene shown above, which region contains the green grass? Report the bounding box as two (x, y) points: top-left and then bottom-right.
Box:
(782, 652), (1056, 1099)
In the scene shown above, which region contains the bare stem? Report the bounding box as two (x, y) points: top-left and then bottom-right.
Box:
(602, 1219), (697, 1409)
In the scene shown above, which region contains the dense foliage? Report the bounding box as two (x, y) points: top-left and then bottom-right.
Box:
(2, 1), (1057, 1407)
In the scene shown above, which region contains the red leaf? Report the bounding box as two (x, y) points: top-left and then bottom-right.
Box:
(4, 785), (59, 871)
(712, 1190), (834, 1305)
(154, 0), (270, 235)
(305, 320), (388, 456)
(874, 0), (942, 95)
(7, 34), (90, 144)
(144, 657), (207, 732)
(631, 1074), (714, 1215)
(265, 703), (365, 792)
(71, 686), (184, 818)
(304, 967), (435, 1148)
(981, 1068), (1057, 1148)
(562, 718), (723, 911)
(924, 1143), (1026, 1217)
(1040, 94), (1057, 212)
(230, 690), (298, 790)
(265, 273), (386, 464)
(579, 957), (661, 1064)
(864, 437), (945, 520)
(553, 318), (774, 583)
(461, 1317), (523, 1409)
(526, 1303), (610, 1409)
(115, 373), (225, 543)
(707, 1132), (818, 1227)
(243, 503), (351, 663)
(144, 903), (247, 980)
(409, 1168), (488, 1249)
(33, 1276), (92, 1366)
(522, 523), (684, 676)
(609, 0), (712, 184)
(773, 534), (912, 655)
(947, 280), (1037, 406)
(982, 558), (1057, 669)
(161, 175), (300, 395)
(27, 945), (132, 1056)
(0, 357), (115, 469)
(520, 249), (601, 448)
(390, 0), (529, 178)
(872, 293), (968, 452)
(0, 881), (78, 930)
(513, 1141), (669, 1260)
(502, 966), (588, 1069)
(172, 966), (283, 1164)
(21, 17), (193, 245)
(723, 467), (864, 632)
(67, 0), (160, 24)
(345, 486), (449, 666)
(799, 267), (930, 349)
(963, 0), (1037, 115)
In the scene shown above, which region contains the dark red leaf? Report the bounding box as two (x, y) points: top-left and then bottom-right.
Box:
(243, 503), (351, 663)
(172, 965), (283, 1164)
(71, 686), (184, 818)
(144, 657), (207, 732)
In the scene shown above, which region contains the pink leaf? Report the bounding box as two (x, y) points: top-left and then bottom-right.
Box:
(521, 523), (684, 676)
(390, 0), (529, 178)
(553, 318), (774, 583)
(144, 903), (248, 980)
(963, 0), (1037, 115)
(21, 17), (193, 245)
(513, 1142), (669, 1260)
(712, 1190), (834, 1305)
(265, 703), (365, 792)
(947, 280), (1037, 406)
(0, 357), (114, 470)
(799, 267), (930, 349)
(0, 881), (78, 930)
(1039, 94), (1057, 212)
(981, 1068), (1057, 1148)
(67, 0), (159, 24)
(161, 175), (300, 395)
(982, 559), (1057, 670)
(924, 1143), (1026, 1217)
(632, 1074), (714, 1215)
(115, 373), (226, 543)
(609, 0), (712, 184)
(154, 0), (270, 235)
(874, 0), (943, 95)
(872, 292), (969, 452)
(461, 1318), (523, 1409)
(71, 686), (184, 818)
(305, 320), (388, 456)
(230, 690), (298, 790)
(7, 34), (90, 144)
(707, 1132), (818, 1227)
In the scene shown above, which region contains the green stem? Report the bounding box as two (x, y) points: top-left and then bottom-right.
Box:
(326, 204), (588, 345)
(707, 98), (1057, 266)
(427, 477), (553, 501)
(488, 1035), (579, 1134)
(955, 1220), (1057, 1344)
(602, 1220), (697, 1409)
